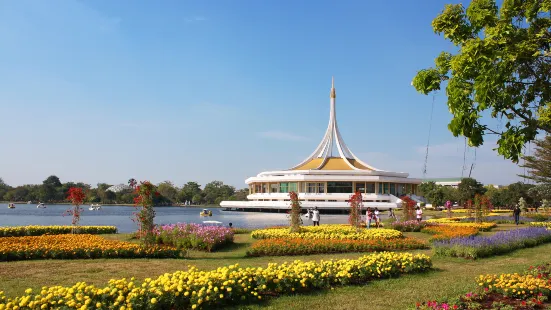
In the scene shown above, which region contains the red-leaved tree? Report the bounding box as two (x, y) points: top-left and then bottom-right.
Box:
(401, 196), (416, 221)
(132, 181), (158, 247)
(348, 191), (363, 231)
(65, 187), (86, 234)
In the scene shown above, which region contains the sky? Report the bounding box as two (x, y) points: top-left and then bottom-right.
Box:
(0, 0), (528, 189)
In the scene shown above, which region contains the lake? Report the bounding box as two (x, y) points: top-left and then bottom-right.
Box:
(0, 203), (359, 233)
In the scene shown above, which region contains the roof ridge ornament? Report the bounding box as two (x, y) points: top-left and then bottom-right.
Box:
(330, 76), (336, 99)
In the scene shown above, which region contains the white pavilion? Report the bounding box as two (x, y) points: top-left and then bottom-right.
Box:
(220, 78), (422, 211)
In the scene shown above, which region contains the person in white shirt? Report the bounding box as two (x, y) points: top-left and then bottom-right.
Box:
(374, 208), (380, 228)
(312, 207), (320, 226)
(416, 206), (423, 222)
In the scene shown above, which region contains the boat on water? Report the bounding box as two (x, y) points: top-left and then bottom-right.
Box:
(202, 220), (222, 226)
(36, 203), (46, 208)
(8, 203), (15, 209)
(200, 209), (213, 216)
(89, 204), (102, 211)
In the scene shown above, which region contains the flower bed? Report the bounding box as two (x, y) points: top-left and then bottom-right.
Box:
(0, 252), (431, 309)
(391, 220), (434, 232)
(0, 234), (182, 261)
(530, 222), (551, 228)
(433, 227), (551, 259)
(0, 225), (117, 237)
(414, 263), (551, 309)
(425, 220), (496, 231)
(251, 225), (403, 240)
(154, 223), (234, 251)
(421, 226), (479, 242)
(246, 237), (429, 256)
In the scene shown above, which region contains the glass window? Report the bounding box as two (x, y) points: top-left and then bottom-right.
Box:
(262, 183), (267, 193)
(306, 183), (317, 193)
(384, 183), (390, 194)
(270, 183), (279, 193)
(327, 182), (353, 193)
(390, 183), (396, 195)
(289, 182), (297, 192)
(378, 183), (383, 194)
(317, 182), (325, 193)
(366, 183), (375, 193)
(255, 184), (262, 193)
(279, 182), (289, 193)
(355, 182), (366, 193)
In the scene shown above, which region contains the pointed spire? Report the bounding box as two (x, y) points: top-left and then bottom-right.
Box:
(330, 76), (336, 99)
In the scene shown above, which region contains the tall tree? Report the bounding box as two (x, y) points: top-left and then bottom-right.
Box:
(203, 181), (235, 205)
(458, 178), (486, 205)
(157, 181), (178, 203)
(412, 0), (551, 162)
(43, 175), (62, 188)
(520, 135), (551, 183)
(179, 182), (202, 202)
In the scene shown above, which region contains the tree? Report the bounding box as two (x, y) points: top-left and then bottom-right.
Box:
(288, 191), (302, 233)
(505, 182), (535, 206)
(65, 187), (86, 234)
(228, 189), (249, 201)
(128, 178), (137, 189)
(43, 175), (62, 188)
(0, 178), (10, 200)
(157, 181), (178, 203)
(521, 135), (551, 183)
(412, 0), (551, 162)
(458, 178), (486, 205)
(348, 192), (363, 231)
(192, 194), (202, 205)
(132, 181), (158, 247)
(203, 181), (235, 205)
(401, 196), (417, 221)
(179, 182), (202, 203)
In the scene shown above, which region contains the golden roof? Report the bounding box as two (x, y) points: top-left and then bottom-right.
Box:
(291, 157), (372, 171)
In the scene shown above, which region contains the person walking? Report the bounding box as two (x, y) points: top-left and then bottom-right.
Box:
(513, 205), (521, 225)
(388, 208), (397, 221)
(312, 207), (320, 226)
(415, 206), (423, 222)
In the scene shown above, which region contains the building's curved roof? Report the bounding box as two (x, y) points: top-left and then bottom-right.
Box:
(289, 77), (383, 172)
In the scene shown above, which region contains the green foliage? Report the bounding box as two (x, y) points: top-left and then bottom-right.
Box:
(413, 0), (551, 162)
(419, 182), (458, 207)
(520, 135), (551, 183)
(519, 197), (528, 211)
(203, 181), (235, 205)
(157, 181), (178, 203)
(458, 178), (486, 205)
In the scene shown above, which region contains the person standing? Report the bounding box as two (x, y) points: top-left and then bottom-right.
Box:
(415, 206), (423, 222)
(513, 205), (521, 225)
(366, 208), (372, 229)
(312, 207), (320, 226)
(374, 208), (380, 228)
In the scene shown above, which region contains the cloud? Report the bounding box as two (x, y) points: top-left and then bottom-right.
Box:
(184, 16), (206, 23)
(257, 131), (308, 141)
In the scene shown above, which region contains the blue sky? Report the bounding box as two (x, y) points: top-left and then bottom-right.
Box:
(0, 0), (526, 188)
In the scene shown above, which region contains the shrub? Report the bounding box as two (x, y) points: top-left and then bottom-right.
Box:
(0, 234), (181, 261)
(0, 252), (432, 309)
(391, 220), (434, 232)
(154, 223), (234, 251)
(421, 225), (479, 241)
(433, 227), (551, 259)
(251, 225), (403, 240)
(246, 237), (429, 256)
(0, 225), (117, 237)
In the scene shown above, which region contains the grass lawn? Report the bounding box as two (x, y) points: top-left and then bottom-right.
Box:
(0, 223), (548, 310)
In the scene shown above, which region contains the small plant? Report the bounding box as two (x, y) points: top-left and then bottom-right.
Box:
(348, 192), (363, 231)
(65, 187), (86, 234)
(288, 191), (302, 233)
(541, 199), (550, 213)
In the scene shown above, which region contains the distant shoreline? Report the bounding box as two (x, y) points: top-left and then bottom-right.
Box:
(0, 202), (223, 208)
